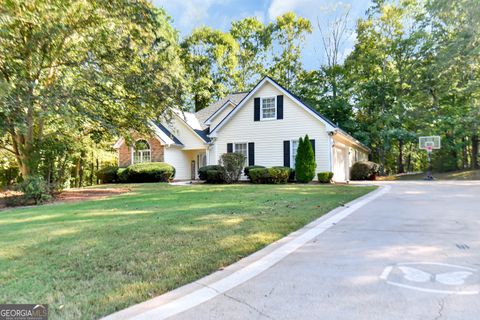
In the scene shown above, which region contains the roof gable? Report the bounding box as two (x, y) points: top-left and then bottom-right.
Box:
(204, 100), (235, 124)
(169, 111), (210, 144)
(154, 122), (183, 145)
(209, 76), (336, 136)
(194, 92), (248, 127)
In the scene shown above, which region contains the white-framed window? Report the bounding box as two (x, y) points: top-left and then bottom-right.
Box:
(233, 143), (248, 166)
(291, 139), (299, 168)
(261, 97), (276, 120)
(132, 139), (151, 164)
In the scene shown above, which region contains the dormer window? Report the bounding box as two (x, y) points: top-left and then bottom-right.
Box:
(261, 97), (276, 120)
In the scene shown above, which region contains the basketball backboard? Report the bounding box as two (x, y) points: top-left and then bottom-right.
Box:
(419, 136), (441, 151)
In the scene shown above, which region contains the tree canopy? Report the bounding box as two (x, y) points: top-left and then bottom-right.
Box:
(0, 0), (185, 182)
(0, 0), (478, 189)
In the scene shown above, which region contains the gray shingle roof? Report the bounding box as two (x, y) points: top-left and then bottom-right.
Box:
(153, 121), (183, 146)
(195, 92), (248, 128)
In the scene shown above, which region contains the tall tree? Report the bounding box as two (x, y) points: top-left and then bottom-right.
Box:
(297, 8), (355, 132)
(423, 0), (480, 169)
(181, 27), (239, 111)
(345, 1), (421, 173)
(0, 0), (185, 179)
(270, 12), (312, 91)
(230, 17), (272, 91)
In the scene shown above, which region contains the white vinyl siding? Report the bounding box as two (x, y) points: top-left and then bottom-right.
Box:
(164, 147), (191, 180)
(213, 82), (331, 179)
(332, 134), (369, 182)
(164, 147), (207, 180)
(162, 114), (205, 150)
(210, 103), (235, 129)
(261, 96), (276, 120)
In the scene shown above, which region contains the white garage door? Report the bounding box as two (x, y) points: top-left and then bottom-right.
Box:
(333, 146), (348, 182)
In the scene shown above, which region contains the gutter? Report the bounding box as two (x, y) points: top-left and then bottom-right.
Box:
(330, 129), (371, 153)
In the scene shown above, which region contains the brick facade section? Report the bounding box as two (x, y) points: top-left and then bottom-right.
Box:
(118, 136), (164, 167)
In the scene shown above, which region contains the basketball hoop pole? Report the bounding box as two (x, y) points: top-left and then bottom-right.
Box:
(426, 150), (433, 180)
(419, 136), (440, 181)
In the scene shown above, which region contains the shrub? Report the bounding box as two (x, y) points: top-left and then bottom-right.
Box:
(249, 168), (269, 184)
(117, 168), (128, 183)
(295, 135), (316, 183)
(272, 166), (295, 182)
(117, 168), (128, 182)
(97, 166), (119, 183)
(317, 171), (334, 183)
(220, 152), (245, 183)
(121, 162), (175, 183)
(244, 165), (265, 180)
(19, 176), (52, 204)
(198, 165), (224, 181)
(0, 166), (20, 187)
(350, 161), (380, 180)
(206, 169), (225, 183)
(267, 167), (290, 184)
(249, 167), (290, 184)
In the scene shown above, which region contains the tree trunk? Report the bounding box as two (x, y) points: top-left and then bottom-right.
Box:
(75, 158), (81, 188)
(397, 139), (404, 174)
(96, 158), (99, 184)
(377, 145), (386, 175)
(406, 153), (412, 172)
(194, 94), (200, 112)
(462, 137), (469, 169)
(90, 153), (94, 186)
(406, 143), (414, 172)
(472, 134), (479, 169)
(79, 150), (85, 187)
(9, 127), (41, 179)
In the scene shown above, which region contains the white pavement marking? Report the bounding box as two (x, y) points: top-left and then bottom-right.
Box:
(380, 262), (479, 295)
(385, 281), (479, 295)
(104, 185), (390, 320)
(380, 266), (393, 280)
(397, 262), (478, 272)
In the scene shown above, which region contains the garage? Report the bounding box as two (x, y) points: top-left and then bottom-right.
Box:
(333, 144), (349, 182)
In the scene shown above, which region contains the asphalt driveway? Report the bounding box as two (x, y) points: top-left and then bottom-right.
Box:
(167, 181), (480, 320)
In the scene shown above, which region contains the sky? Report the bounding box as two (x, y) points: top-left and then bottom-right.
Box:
(151, 0), (373, 70)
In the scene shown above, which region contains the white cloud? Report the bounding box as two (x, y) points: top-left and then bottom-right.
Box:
(268, 0), (335, 21)
(267, 0), (364, 68)
(153, 0), (231, 31)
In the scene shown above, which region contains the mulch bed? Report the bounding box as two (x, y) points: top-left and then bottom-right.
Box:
(0, 187), (130, 209)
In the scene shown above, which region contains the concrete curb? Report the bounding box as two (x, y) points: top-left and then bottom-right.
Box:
(103, 185), (390, 320)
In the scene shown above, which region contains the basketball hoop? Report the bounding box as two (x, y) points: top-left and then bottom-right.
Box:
(419, 136), (441, 181)
(419, 136), (441, 151)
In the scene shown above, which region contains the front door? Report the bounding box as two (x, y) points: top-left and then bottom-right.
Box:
(191, 160), (196, 180)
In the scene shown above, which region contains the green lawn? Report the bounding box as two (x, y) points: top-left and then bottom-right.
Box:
(0, 183), (375, 319)
(379, 168), (480, 180)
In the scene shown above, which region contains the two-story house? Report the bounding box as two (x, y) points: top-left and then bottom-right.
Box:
(114, 76), (369, 181)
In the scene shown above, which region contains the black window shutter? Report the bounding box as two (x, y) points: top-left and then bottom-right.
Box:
(248, 142), (255, 166)
(310, 139), (315, 156)
(254, 98), (260, 121)
(227, 143), (233, 153)
(277, 95), (283, 119)
(283, 140), (290, 167)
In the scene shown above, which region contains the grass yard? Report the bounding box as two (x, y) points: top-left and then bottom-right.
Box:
(378, 168), (480, 181)
(0, 183), (375, 319)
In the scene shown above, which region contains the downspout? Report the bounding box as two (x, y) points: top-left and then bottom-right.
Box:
(328, 131), (335, 172)
(207, 138), (216, 165)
